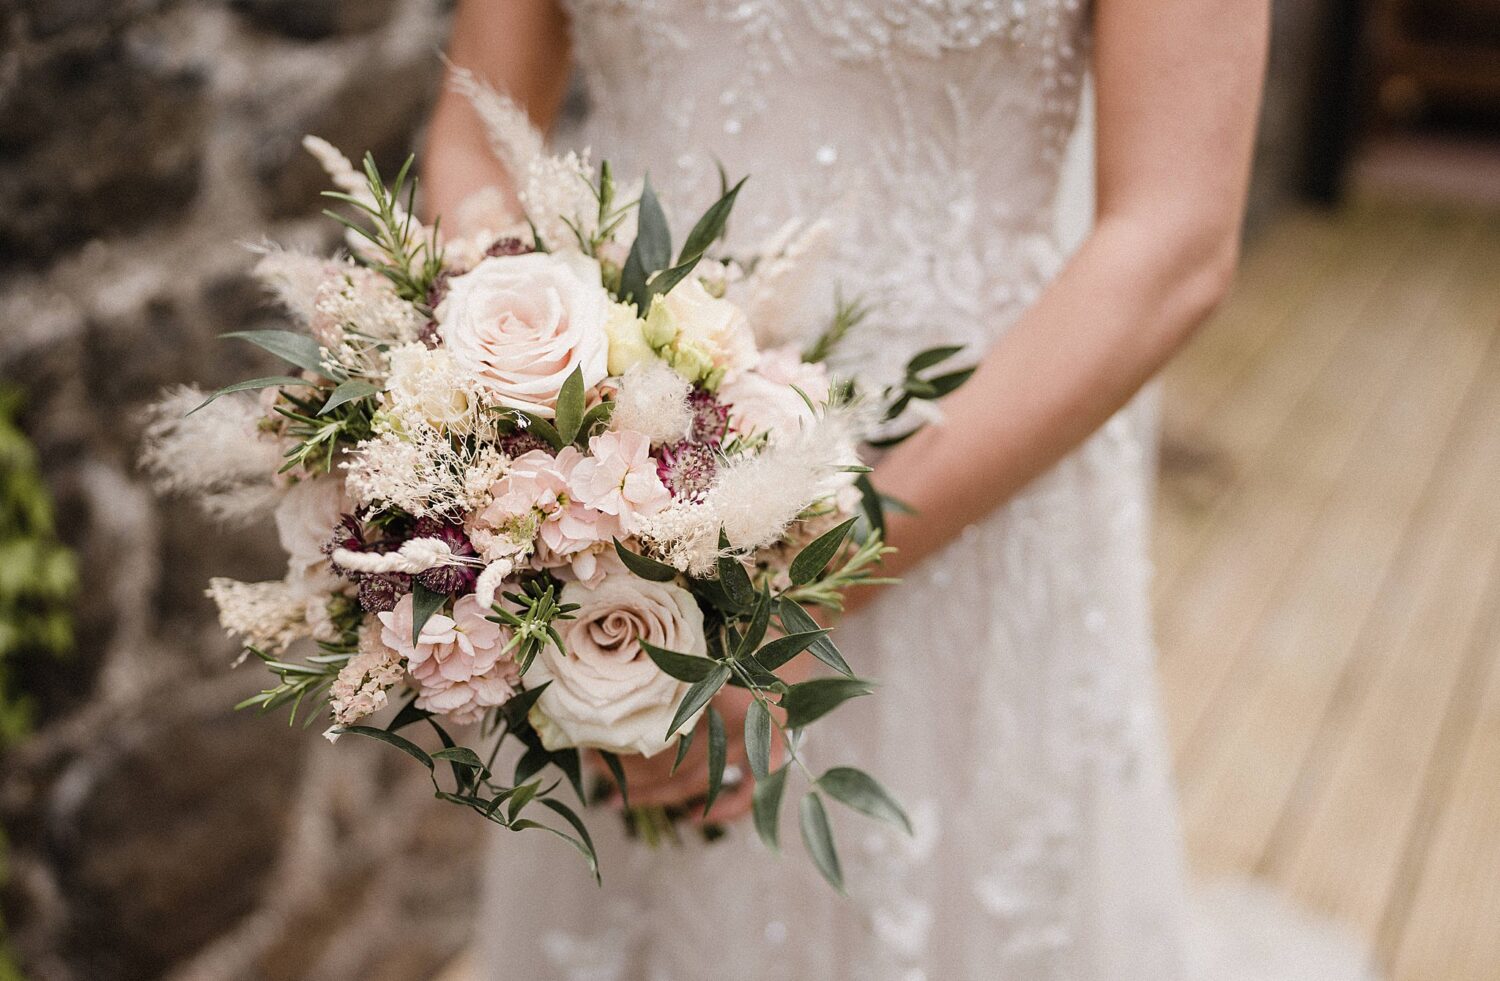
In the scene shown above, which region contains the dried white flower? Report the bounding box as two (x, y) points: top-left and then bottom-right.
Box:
(206, 577), (314, 653)
(635, 405), (863, 573)
(140, 387), (286, 526)
(311, 263), (425, 353)
(331, 536), (483, 576)
(250, 244), (341, 326)
(343, 424), (507, 520)
(448, 67), (596, 253)
(610, 360), (692, 445)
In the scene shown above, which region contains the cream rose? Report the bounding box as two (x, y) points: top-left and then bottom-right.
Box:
(646, 278), (758, 387)
(436, 252), (610, 417)
(525, 574), (709, 756)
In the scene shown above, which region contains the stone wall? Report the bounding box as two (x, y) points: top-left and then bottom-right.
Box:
(0, 2), (1332, 978)
(0, 3), (482, 980)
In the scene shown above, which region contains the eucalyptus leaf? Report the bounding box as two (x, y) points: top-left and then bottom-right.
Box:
(319, 379), (379, 415)
(716, 531), (754, 608)
(753, 765), (789, 850)
(819, 766), (912, 834)
(671, 728), (695, 776)
(926, 366), (976, 397)
(500, 680), (551, 728)
(188, 376), (314, 415)
(537, 797), (601, 883)
(410, 583), (445, 647)
(678, 175), (745, 264)
(385, 698), (432, 733)
(665, 663), (731, 739)
(752, 628), (832, 672)
(517, 411), (566, 451)
(553, 367), (586, 444)
(745, 699), (772, 779)
(702, 706), (727, 817)
(507, 779), (542, 824)
(597, 750), (630, 809)
(854, 473), (885, 538)
(331, 725), (433, 770)
(905, 344), (966, 374)
(788, 517), (858, 585)
(613, 538), (678, 582)
(222, 330), (328, 375)
(778, 599), (853, 676)
(514, 744), (550, 786)
(734, 588), (772, 659)
(642, 639), (716, 683)
(431, 746), (489, 775)
(642, 259), (702, 302)
(780, 676), (874, 729)
(621, 176), (670, 308)
(799, 792), (844, 891)
(577, 400), (615, 441)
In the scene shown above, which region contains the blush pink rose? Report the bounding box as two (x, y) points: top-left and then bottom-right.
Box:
(436, 252), (610, 417)
(525, 574), (709, 756)
(378, 593), (519, 725)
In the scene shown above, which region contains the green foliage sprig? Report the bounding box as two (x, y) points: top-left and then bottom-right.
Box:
(323, 153), (445, 304)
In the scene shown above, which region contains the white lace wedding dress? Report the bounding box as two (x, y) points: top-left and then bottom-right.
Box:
(478, 3), (1379, 978)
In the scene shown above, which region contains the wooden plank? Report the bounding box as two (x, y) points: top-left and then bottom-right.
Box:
(1261, 250), (1500, 937)
(1175, 211), (1491, 880)
(1384, 561), (1500, 981)
(1158, 208), (1479, 760)
(1155, 202), (1431, 602)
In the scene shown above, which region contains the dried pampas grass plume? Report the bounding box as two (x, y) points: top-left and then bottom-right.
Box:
(139, 387), (286, 526)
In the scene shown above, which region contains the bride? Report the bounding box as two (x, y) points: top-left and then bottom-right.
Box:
(420, 2), (1374, 979)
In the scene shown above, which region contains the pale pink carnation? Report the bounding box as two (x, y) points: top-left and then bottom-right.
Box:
(477, 449), (622, 565)
(569, 431), (671, 529)
(377, 593), (519, 725)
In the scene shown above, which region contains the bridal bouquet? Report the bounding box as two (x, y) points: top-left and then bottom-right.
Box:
(141, 79), (970, 889)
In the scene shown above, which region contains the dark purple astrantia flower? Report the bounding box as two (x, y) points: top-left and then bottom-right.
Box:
(486, 236), (533, 258)
(656, 440), (719, 501)
(687, 389), (729, 446)
(358, 573), (411, 614)
(412, 517), (480, 595)
(498, 429), (555, 458)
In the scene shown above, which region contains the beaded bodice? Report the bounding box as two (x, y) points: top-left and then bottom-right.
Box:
(562, 0), (1091, 382)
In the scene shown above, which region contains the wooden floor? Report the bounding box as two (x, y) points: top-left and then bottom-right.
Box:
(1156, 196), (1500, 981)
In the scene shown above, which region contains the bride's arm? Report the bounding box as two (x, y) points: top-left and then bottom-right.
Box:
(861, 0), (1271, 601)
(421, 0), (572, 226)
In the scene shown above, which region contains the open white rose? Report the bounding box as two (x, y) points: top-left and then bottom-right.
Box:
(525, 574), (709, 757)
(436, 252), (610, 417)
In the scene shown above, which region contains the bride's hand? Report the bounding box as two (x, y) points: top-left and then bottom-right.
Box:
(597, 686), (785, 825)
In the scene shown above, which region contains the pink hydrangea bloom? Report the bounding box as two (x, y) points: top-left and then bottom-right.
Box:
(377, 593), (519, 725)
(570, 431), (671, 528)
